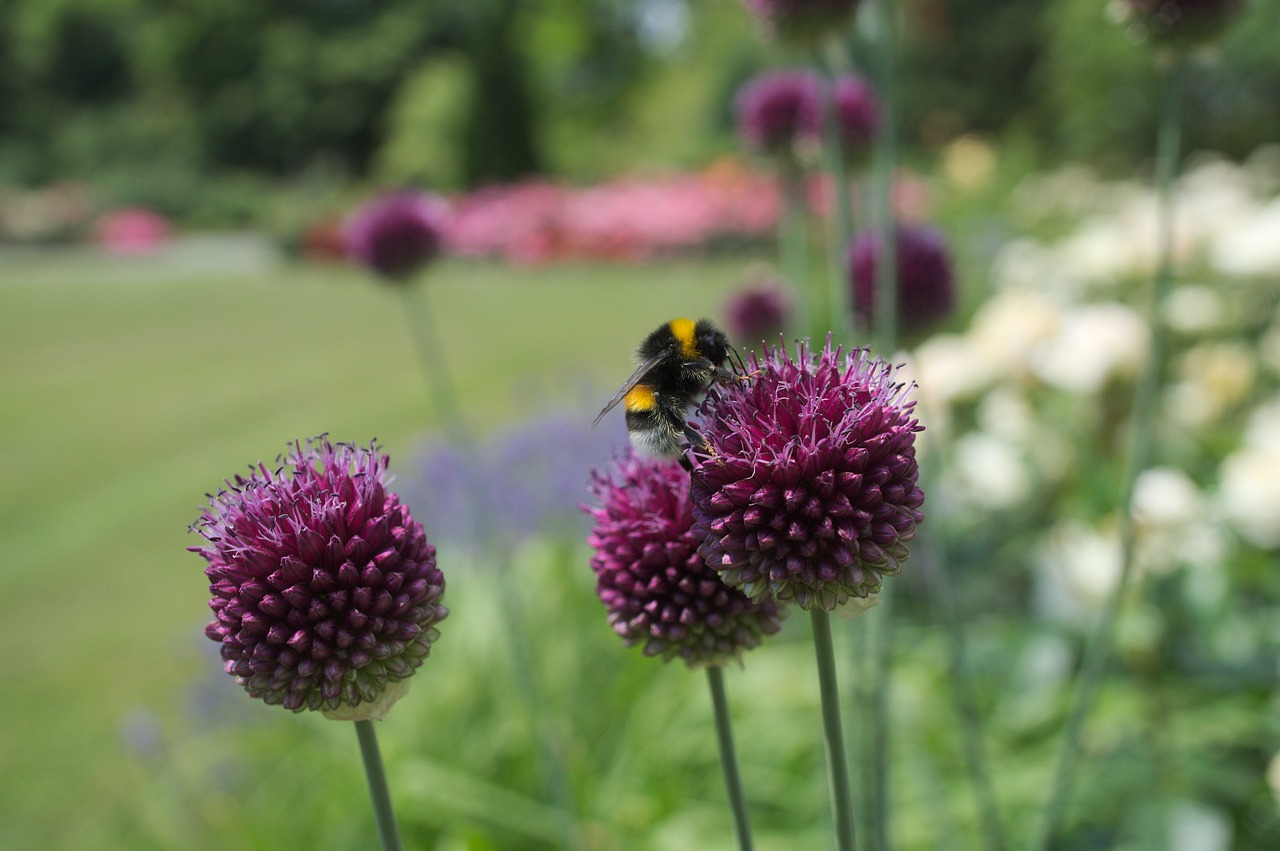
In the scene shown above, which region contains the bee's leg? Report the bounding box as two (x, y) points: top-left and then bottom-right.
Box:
(682, 424), (719, 466)
(713, 365), (756, 384)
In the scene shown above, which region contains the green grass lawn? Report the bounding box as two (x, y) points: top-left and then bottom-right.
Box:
(0, 245), (752, 847)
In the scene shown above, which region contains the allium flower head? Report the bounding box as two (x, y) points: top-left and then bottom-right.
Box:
(342, 191), (450, 281)
(190, 438), (447, 719)
(832, 74), (881, 159)
(690, 339), (925, 610)
(724, 276), (794, 346)
(849, 224), (956, 335)
(1112, 0), (1245, 48)
(735, 70), (821, 159)
(584, 449), (784, 667)
(742, 0), (863, 44)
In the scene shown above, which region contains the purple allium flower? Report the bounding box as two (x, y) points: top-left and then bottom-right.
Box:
(583, 449), (784, 667)
(1114, 0), (1245, 47)
(742, 0), (863, 44)
(724, 276), (793, 346)
(190, 438), (447, 719)
(849, 224), (956, 335)
(832, 74), (881, 158)
(690, 339), (925, 610)
(342, 191), (450, 281)
(735, 70), (821, 159)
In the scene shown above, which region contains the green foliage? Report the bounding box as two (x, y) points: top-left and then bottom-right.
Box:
(1038, 0), (1280, 169)
(898, 0), (1056, 144)
(374, 57), (474, 191)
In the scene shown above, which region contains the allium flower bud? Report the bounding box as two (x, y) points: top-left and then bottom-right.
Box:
(690, 340), (925, 610)
(342, 191), (450, 281)
(190, 438), (447, 719)
(724, 276), (793, 346)
(735, 70), (821, 159)
(584, 449), (784, 667)
(849, 224), (956, 335)
(742, 0), (863, 44)
(832, 74), (881, 159)
(1112, 0), (1245, 48)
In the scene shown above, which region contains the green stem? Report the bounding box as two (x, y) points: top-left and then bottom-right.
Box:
(849, 614), (875, 849)
(780, 165), (816, 341)
(869, 0), (899, 356)
(865, 4), (899, 848)
(706, 666), (755, 851)
(1028, 56), (1186, 851)
(355, 720), (404, 851)
(921, 534), (1007, 851)
(817, 50), (855, 339)
(397, 284), (583, 851)
(869, 586), (892, 851)
(812, 608), (858, 851)
(397, 286), (473, 452)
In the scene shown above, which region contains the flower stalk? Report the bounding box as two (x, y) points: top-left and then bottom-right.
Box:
(1029, 54), (1187, 851)
(397, 282), (583, 851)
(812, 608), (858, 851)
(818, 37), (858, 332)
(866, 2), (899, 848)
(919, 533), (1008, 851)
(355, 720), (405, 851)
(707, 666), (756, 851)
(780, 164), (819, 341)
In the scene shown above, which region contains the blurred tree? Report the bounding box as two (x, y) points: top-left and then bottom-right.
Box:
(3, 0), (1278, 215)
(898, 0), (1055, 146)
(1038, 0), (1280, 169)
(457, 0), (542, 184)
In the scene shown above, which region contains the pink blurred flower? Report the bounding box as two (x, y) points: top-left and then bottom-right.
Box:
(96, 207), (171, 255)
(441, 166), (782, 265)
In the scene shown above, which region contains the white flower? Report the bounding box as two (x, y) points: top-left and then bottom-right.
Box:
(1031, 302), (1148, 394)
(1058, 218), (1143, 289)
(1260, 313), (1280, 377)
(1132, 467), (1228, 574)
(1217, 397), (1280, 549)
(1245, 397), (1280, 452)
(1210, 197), (1280, 277)
(1162, 284), (1227, 335)
(1177, 157), (1260, 246)
(1168, 800), (1232, 851)
(1269, 751), (1280, 806)
(948, 431), (1033, 512)
(968, 289), (1063, 383)
(992, 238), (1070, 293)
(911, 333), (993, 407)
(1033, 520), (1122, 625)
(1167, 342), (1258, 429)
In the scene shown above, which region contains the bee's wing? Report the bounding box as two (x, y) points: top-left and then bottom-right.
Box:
(592, 353), (666, 427)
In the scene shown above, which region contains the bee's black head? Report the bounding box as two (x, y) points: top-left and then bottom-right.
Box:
(694, 319), (731, 367)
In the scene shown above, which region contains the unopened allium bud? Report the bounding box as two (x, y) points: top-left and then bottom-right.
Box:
(1112, 0), (1246, 48)
(724, 277), (793, 346)
(735, 70), (821, 160)
(584, 450), (784, 667)
(849, 224), (956, 335)
(190, 438), (447, 719)
(742, 0), (863, 44)
(832, 74), (881, 160)
(343, 191), (450, 281)
(690, 340), (925, 610)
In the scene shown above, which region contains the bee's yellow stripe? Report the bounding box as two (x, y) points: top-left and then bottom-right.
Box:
(624, 385), (657, 412)
(669, 317), (698, 360)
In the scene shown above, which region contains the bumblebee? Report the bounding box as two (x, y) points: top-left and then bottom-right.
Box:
(594, 318), (743, 463)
